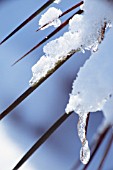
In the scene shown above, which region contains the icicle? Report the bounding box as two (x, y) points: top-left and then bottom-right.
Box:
(77, 112), (90, 164)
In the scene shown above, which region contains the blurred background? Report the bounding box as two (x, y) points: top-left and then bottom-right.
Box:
(0, 0), (113, 169)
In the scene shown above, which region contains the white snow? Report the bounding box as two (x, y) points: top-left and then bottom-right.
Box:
(54, 0), (61, 4)
(65, 25), (113, 164)
(64, 0), (113, 164)
(30, 56), (56, 85)
(65, 26), (113, 115)
(30, 0), (113, 86)
(39, 7), (62, 29)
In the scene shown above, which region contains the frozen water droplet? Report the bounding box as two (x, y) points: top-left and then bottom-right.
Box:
(80, 141), (90, 164)
(77, 113), (90, 164)
(80, 47), (85, 53)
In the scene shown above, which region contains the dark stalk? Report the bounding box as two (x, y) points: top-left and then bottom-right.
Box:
(85, 112), (90, 136)
(0, 0), (56, 45)
(60, 1), (83, 17)
(36, 1), (84, 31)
(12, 9), (83, 66)
(98, 133), (113, 170)
(12, 112), (73, 170)
(0, 49), (78, 120)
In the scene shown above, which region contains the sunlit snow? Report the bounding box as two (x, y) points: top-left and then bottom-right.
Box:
(39, 7), (62, 30)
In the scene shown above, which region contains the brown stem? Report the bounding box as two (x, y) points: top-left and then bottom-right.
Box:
(98, 133), (113, 170)
(0, 0), (56, 45)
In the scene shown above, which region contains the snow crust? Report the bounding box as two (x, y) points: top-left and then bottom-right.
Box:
(30, 56), (56, 83)
(30, 0), (113, 86)
(39, 7), (62, 29)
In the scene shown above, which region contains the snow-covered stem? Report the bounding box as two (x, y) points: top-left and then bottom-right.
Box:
(30, 1), (113, 87)
(12, 9), (83, 66)
(29, 50), (81, 86)
(36, 1), (84, 31)
(0, 48), (79, 120)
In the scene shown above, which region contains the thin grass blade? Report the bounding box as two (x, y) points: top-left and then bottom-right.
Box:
(98, 133), (113, 170)
(12, 112), (73, 170)
(0, 0), (56, 45)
